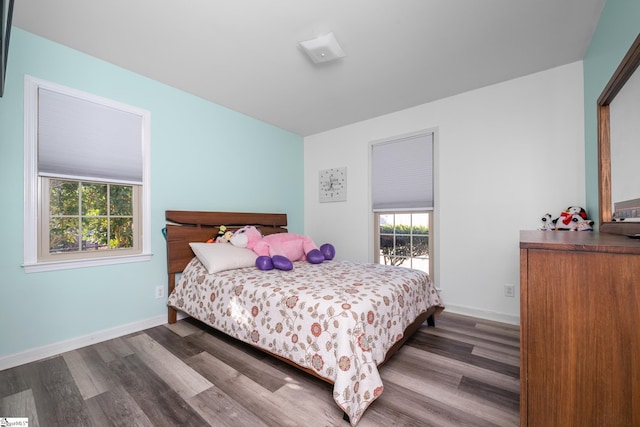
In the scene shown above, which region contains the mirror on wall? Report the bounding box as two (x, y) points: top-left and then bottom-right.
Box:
(598, 33), (640, 236)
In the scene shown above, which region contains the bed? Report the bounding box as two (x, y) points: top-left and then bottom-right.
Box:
(164, 210), (444, 425)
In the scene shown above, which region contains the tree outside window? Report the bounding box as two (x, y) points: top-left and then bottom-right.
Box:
(48, 179), (135, 254)
(378, 212), (430, 273)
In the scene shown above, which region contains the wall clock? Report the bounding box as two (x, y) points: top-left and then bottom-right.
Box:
(319, 167), (347, 202)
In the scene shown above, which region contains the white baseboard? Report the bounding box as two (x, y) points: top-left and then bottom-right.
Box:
(443, 304), (520, 326)
(0, 315), (167, 371)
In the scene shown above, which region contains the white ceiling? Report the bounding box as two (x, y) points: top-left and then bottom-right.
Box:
(13, 0), (605, 136)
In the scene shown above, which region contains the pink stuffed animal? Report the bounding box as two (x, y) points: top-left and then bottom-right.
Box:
(229, 225), (335, 271)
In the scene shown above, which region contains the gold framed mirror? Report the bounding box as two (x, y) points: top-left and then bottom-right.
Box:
(597, 33), (640, 235)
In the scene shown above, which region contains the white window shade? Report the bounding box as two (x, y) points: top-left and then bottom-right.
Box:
(38, 88), (143, 184)
(372, 133), (433, 211)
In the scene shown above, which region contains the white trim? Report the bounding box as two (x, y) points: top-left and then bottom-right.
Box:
(23, 252), (152, 273)
(23, 75), (39, 267)
(431, 129), (440, 290)
(0, 314), (167, 371)
(140, 103), (151, 257)
(38, 172), (143, 186)
(373, 207), (434, 213)
(443, 303), (520, 326)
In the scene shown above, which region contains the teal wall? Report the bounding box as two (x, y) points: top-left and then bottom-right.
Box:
(583, 1), (640, 223)
(0, 29), (303, 358)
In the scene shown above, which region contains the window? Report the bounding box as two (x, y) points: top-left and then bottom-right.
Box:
(376, 212), (432, 275)
(41, 179), (140, 259)
(23, 76), (151, 272)
(371, 131), (434, 274)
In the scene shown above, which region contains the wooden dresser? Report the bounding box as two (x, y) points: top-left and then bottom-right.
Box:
(520, 230), (640, 426)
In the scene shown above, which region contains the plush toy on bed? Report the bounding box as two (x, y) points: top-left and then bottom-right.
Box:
(555, 206), (593, 231)
(229, 225), (335, 271)
(206, 225), (234, 243)
(217, 230), (235, 243)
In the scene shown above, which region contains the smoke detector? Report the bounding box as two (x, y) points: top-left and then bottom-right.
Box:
(299, 32), (346, 64)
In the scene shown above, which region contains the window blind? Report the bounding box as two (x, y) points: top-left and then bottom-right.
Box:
(371, 132), (433, 211)
(37, 87), (143, 184)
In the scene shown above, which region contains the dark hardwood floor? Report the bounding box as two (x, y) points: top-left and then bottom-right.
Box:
(0, 312), (520, 426)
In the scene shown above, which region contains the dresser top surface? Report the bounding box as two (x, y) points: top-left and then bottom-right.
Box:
(520, 230), (640, 254)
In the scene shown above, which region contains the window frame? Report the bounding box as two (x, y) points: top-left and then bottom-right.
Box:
(374, 211), (433, 276)
(38, 178), (142, 262)
(23, 75), (152, 273)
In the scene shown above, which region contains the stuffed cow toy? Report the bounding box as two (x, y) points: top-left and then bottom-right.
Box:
(566, 215), (594, 231)
(230, 225), (335, 271)
(540, 213), (556, 231)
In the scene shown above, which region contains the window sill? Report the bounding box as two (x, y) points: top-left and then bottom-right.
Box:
(22, 253), (153, 273)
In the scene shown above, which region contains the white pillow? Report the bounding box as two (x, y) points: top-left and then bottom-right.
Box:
(189, 242), (257, 274)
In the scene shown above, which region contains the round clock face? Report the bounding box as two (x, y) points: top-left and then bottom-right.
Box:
(319, 167), (347, 202)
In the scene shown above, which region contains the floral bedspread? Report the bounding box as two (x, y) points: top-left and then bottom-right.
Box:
(167, 258), (443, 425)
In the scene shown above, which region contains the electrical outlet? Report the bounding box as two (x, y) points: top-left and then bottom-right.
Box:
(504, 284), (515, 298)
(155, 286), (164, 299)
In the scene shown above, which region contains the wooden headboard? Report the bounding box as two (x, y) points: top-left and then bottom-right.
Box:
(164, 210), (287, 322)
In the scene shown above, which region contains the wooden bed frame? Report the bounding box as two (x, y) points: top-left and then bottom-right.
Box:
(164, 210), (438, 386)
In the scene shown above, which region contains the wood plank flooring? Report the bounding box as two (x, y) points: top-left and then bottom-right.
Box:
(0, 312), (520, 426)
